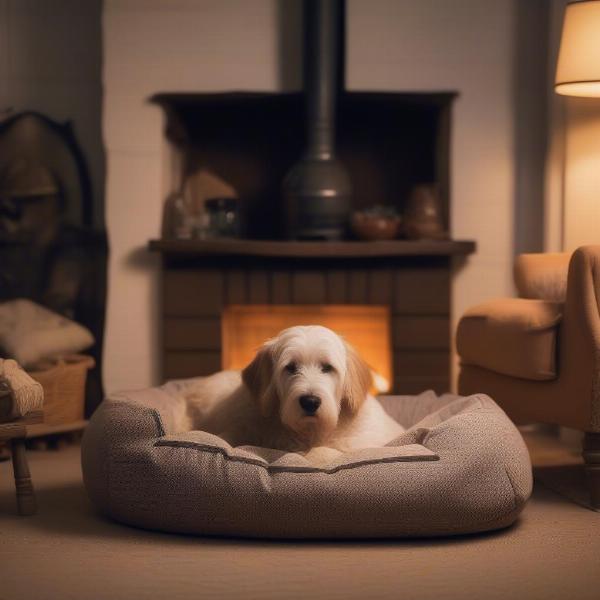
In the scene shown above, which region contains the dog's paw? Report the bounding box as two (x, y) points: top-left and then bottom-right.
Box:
(302, 446), (343, 468)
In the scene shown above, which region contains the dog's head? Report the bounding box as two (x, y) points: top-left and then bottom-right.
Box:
(241, 325), (372, 442)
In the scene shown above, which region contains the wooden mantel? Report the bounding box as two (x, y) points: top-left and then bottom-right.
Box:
(148, 239), (476, 259)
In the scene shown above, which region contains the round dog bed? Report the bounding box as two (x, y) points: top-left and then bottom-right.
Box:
(81, 381), (532, 538)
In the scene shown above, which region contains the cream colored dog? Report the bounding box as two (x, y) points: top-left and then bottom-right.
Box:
(183, 325), (403, 465)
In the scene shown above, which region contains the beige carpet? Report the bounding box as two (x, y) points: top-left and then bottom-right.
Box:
(1, 437), (600, 600)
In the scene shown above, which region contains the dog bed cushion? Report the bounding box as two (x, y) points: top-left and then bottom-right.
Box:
(81, 380), (532, 538)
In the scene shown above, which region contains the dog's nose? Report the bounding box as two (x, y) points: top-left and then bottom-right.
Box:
(299, 394), (321, 415)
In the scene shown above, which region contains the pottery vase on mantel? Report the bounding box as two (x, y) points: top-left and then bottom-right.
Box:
(403, 184), (447, 240)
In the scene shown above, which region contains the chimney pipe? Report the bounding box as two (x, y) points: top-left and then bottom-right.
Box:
(282, 0), (351, 240)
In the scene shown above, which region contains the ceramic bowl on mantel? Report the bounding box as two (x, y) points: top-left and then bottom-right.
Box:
(351, 207), (402, 241)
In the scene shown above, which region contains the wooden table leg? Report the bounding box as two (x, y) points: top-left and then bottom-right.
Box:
(583, 432), (600, 511)
(10, 438), (37, 516)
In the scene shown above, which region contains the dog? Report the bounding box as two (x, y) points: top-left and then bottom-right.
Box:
(183, 325), (404, 465)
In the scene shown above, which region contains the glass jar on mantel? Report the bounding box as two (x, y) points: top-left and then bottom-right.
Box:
(204, 197), (241, 239)
(163, 193), (242, 241)
(163, 190), (195, 240)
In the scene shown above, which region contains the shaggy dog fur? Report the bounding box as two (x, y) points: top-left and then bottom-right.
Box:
(183, 325), (404, 465)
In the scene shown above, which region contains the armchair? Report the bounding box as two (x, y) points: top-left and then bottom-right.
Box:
(457, 246), (600, 508)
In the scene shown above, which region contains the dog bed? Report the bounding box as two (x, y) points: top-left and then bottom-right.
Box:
(81, 380), (532, 538)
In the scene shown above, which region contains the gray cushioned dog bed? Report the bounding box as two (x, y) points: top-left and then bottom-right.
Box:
(81, 380), (532, 538)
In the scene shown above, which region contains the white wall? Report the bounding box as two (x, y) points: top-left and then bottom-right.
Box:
(562, 97), (600, 251)
(103, 0), (280, 392)
(0, 0), (104, 227)
(103, 0), (544, 393)
(544, 0), (600, 254)
(347, 0), (518, 387)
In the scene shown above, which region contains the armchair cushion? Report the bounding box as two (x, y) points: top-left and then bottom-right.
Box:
(456, 298), (562, 381)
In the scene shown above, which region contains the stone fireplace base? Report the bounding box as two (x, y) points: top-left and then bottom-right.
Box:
(150, 238), (474, 394)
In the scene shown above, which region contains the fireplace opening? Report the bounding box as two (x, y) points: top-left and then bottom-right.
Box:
(222, 305), (392, 393)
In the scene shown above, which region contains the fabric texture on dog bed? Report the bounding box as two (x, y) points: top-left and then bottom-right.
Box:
(81, 380), (532, 538)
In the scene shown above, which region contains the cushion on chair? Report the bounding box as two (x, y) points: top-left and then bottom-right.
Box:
(81, 381), (532, 539)
(514, 252), (570, 303)
(456, 298), (562, 381)
(0, 299), (94, 368)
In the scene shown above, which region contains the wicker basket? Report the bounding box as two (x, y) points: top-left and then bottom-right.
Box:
(29, 354), (94, 426)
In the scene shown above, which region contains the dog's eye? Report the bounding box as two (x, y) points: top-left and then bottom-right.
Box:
(284, 362), (298, 375)
(321, 363), (335, 374)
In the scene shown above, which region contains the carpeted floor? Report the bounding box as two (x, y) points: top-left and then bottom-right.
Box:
(1, 433), (599, 600)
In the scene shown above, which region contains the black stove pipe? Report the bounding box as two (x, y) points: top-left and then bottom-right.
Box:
(283, 0), (351, 240)
(305, 0), (338, 159)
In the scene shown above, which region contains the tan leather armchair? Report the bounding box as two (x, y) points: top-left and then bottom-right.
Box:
(457, 245), (600, 509)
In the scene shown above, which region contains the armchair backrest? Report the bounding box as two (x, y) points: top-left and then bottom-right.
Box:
(514, 252), (570, 303)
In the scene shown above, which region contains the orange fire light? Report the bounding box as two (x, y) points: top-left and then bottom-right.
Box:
(221, 305), (392, 393)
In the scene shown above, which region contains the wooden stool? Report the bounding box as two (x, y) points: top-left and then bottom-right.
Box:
(0, 382), (43, 515)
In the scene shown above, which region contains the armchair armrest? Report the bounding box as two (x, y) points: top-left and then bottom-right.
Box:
(0, 359), (44, 421)
(564, 246), (600, 366)
(550, 246), (600, 430)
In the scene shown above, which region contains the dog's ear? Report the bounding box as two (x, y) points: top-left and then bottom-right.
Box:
(242, 343), (278, 417)
(342, 341), (372, 414)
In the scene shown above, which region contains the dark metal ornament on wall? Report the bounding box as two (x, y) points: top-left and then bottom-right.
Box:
(283, 0), (351, 240)
(0, 112), (94, 230)
(0, 111), (107, 415)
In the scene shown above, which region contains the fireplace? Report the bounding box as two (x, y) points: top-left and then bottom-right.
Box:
(149, 74), (475, 394)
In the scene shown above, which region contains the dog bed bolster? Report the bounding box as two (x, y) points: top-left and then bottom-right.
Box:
(82, 382), (532, 538)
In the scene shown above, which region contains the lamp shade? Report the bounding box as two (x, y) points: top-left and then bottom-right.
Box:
(556, 0), (600, 97)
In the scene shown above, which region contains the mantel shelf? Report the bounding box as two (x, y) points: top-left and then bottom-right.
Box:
(148, 238), (476, 259)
